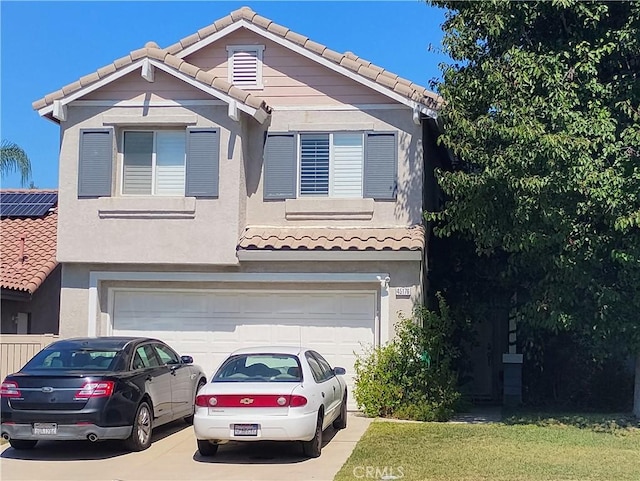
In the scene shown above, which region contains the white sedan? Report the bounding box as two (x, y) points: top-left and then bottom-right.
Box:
(193, 346), (348, 458)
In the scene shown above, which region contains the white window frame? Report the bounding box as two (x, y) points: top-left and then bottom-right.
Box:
(226, 45), (265, 90)
(120, 129), (186, 197)
(297, 132), (364, 198)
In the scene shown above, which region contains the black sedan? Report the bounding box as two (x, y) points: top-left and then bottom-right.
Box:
(0, 337), (206, 451)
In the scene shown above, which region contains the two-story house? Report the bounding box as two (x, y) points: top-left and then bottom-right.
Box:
(33, 6), (446, 406)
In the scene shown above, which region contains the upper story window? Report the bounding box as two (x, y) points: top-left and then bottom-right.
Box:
(123, 130), (186, 196)
(263, 131), (397, 201)
(77, 128), (221, 199)
(226, 45), (265, 89)
(299, 133), (363, 198)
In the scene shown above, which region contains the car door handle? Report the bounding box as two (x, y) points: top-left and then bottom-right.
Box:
(146, 375), (153, 382)
(321, 392), (325, 398)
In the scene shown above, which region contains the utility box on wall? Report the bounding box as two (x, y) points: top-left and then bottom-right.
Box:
(502, 353), (523, 406)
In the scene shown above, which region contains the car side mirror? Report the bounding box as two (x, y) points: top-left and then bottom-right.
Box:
(181, 355), (193, 364)
(334, 367), (346, 376)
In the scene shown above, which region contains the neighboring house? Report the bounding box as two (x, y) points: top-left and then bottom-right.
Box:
(0, 190), (61, 335)
(32, 7), (506, 404)
(0, 190), (61, 380)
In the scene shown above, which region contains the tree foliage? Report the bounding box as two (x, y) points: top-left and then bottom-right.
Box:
(425, 0), (640, 411)
(1, 140), (32, 187)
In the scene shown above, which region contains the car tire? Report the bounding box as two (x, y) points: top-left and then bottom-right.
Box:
(9, 439), (38, 450)
(184, 379), (206, 425)
(197, 439), (219, 457)
(124, 401), (153, 451)
(302, 412), (323, 458)
(332, 393), (348, 430)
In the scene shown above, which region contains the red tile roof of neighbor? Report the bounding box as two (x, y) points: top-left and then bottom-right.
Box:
(238, 226), (425, 251)
(0, 190), (58, 295)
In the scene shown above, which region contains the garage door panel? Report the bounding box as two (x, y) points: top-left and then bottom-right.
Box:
(341, 294), (376, 317)
(211, 294), (241, 314)
(242, 294), (274, 314)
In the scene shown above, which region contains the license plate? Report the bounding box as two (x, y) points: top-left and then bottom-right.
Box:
(233, 423), (258, 436)
(33, 423), (57, 435)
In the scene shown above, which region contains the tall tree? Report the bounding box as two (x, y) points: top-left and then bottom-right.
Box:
(425, 0), (640, 414)
(1, 140), (32, 187)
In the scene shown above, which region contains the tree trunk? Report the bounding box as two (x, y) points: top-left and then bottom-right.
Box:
(634, 353), (640, 418)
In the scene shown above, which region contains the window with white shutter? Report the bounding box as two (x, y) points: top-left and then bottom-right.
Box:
(227, 45), (265, 89)
(122, 130), (186, 196)
(298, 133), (364, 198)
(332, 133), (363, 197)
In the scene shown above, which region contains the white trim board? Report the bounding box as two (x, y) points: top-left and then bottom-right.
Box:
(272, 104), (410, 111)
(176, 19), (438, 119)
(88, 271), (391, 344)
(72, 100), (227, 107)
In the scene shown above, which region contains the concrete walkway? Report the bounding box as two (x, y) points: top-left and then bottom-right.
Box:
(449, 406), (502, 424)
(0, 413), (371, 481)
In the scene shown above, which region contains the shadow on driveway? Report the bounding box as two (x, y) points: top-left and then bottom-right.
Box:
(1, 419), (189, 461)
(193, 425), (339, 464)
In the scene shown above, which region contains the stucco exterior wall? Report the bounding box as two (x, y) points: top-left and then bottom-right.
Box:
(57, 101), (246, 265)
(246, 108), (424, 226)
(59, 264), (91, 338)
(58, 260), (421, 343)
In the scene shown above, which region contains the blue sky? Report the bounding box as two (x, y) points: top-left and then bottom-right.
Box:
(1, 1), (449, 189)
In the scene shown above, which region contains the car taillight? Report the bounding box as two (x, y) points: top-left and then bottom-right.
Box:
(196, 394), (217, 407)
(290, 395), (307, 407)
(0, 381), (21, 398)
(196, 394), (308, 407)
(74, 381), (115, 400)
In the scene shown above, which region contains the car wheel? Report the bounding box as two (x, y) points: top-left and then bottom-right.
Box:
(9, 439), (38, 450)
(124, 401), (153, 451)
(332, 393), (348, 430)
(184, 379), (206, 425)
(197, 439), (219, 457)
(302, 412), (323, 458)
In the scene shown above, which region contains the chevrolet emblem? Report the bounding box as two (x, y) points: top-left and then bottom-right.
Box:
(239, 397), (254, 405)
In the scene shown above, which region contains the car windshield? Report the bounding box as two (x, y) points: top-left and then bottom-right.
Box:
(22, 348), (120, 371)
(212, 354), (302, 383)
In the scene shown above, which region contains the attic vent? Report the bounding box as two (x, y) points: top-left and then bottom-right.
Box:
(227, 45), (265, 89)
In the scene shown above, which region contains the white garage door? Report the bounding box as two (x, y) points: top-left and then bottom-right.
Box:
(112, 289), (376, 410)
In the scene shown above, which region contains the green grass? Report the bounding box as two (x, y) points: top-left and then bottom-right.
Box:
(335, 415), (640, 481)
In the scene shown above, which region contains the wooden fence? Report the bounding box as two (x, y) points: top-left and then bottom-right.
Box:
(0, 334), (59, 380)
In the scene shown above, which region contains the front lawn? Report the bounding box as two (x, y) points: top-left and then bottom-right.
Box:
(335, 414), (640, 481)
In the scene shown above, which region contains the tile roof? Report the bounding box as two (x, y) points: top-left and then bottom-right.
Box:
(167, 6), (443, 111)
(32, 41), (271, 116)
(33, 6), (441, 115)
(1, 190), (58, 294)
(238, 226), (425, 251)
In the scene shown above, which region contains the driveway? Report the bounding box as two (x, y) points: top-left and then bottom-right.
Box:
(0, 413), (371, 481)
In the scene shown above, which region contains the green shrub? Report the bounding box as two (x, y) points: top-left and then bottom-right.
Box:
(353, 293), (462, 421)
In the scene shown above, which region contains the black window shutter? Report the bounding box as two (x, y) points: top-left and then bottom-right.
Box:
(78, 129), (113, 198)
(264, 132), (296, 200)
(364, 132), (397, 200)
(186, 128), (219, 198)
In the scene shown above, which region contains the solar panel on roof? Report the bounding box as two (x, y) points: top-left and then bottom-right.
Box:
(0, 192), (58, 217)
